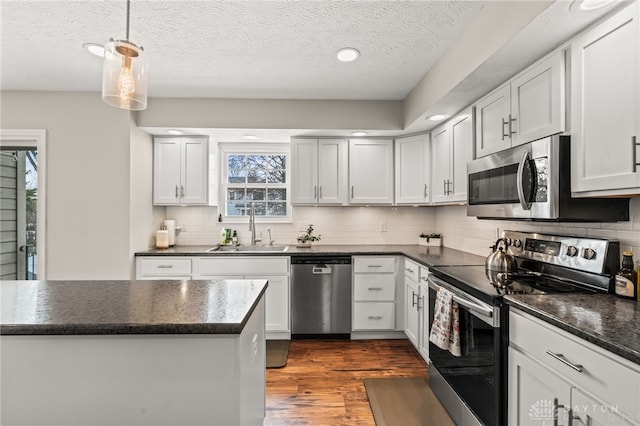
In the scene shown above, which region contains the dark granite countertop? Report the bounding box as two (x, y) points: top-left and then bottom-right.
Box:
(505, 294), (640, 365)
(135, 244), (486, 268)
(0, 279), (267, 335)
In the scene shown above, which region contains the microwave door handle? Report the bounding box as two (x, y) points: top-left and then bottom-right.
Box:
(516, 151), (532, 211)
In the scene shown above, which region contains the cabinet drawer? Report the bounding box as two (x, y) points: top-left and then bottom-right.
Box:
(198, 256), (289, 276)
(353, 274), (395, 301)
(352, 302), (395, 330)
(137, 257), (192, 276)
(404, 258), (419, 282)
(510, 310), (640, 420)
(353, 256), (395, 273)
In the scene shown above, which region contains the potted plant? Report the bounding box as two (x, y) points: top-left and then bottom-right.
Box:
(297, 224), (321, 248)
(418, 232), (442, 246)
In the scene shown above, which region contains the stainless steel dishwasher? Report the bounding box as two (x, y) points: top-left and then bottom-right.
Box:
(291, 256), (352, 338)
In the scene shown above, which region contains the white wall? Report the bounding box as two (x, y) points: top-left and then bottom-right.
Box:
(1, 91), (158, 280)
(166, 205), (436, 247)
(435, 201), (640, 260)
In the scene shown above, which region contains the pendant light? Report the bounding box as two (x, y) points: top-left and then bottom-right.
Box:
(102, 0), (148, 110)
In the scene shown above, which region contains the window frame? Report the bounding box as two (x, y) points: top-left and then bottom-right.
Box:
(219, 143), (292, 223)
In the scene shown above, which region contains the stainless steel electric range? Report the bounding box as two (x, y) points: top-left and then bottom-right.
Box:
(427, 230), (620, 426)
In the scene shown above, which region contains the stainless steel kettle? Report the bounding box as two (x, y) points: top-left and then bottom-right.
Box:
(485, 238), (518, 276)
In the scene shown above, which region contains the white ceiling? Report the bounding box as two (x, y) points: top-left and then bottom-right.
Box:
(0, 0), (627, 141)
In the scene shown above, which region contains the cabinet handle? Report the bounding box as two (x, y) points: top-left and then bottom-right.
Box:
(420, 276), (429, 282)
(447, 179), (452, 195)
(367, 265), (383, 268)
(509, 114), (517, 136)
(502, 117), (510, 140)
(412, 291), (418, 307)
(180, 185), (185, 197)
(367, 315), (383, 320)
(424, 184), (428, 198)
(405, 267), (414, 273)
(417, 295), (423, 311)
(633, 136), (639, 173)
(175, 185), (179, 199)
(319, 186), (323, 199)
(368, 287), (383, 291)
(157, 265), (174, 269)
(546, 350), (584, 373)
(553, 397), (568, 426)
(314, 185), (317, 199)
(443, 180), (447, 196)
(351, 185), (354, 199)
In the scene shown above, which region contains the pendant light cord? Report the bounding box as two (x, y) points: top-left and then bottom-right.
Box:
(125, 0), (130, 40)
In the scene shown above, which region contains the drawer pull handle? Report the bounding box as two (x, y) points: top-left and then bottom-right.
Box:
(633, 136), (639, 173)
(368, 287), (383, 291)
(420, 276), (428, 282)
(367, 265), (383, 268)
(412, 291), (418, 307)
(157, 265), (174, 269)
(546, 350), (583, 373)
(405, 268), (414, 273)
(367, 315), (383, 320)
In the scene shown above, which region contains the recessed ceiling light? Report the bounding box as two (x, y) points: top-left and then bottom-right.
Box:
(243, 135), (259, 140)
(83, 42), (105, 57)
(570, 0), (615, 13)
(427, 114), (449, 122)
(166, 129), (185, 135)
(351, 131), (368, 137)
(336, 48), (360, 62)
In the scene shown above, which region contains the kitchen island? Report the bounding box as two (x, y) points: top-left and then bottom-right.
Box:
(0, 279), (267, 426)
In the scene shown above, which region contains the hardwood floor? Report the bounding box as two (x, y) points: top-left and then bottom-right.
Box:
(265, 339), (429, 425)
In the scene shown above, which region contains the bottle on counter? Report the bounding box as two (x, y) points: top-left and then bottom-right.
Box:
(615, 251), (638, 300)
(232, 230), (238, 245)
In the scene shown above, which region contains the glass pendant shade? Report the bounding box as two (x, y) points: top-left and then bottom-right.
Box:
(102, 39), (148, 111)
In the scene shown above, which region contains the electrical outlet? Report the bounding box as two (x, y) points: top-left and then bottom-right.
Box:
(380, 222), (387, 232)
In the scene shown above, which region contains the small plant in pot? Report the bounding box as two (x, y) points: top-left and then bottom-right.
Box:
(297, 224), (321, 248)
(418, 232), (442, 246)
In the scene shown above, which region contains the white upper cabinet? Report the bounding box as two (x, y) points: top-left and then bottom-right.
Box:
(153, 137), (210, 206)
(431, 107), (474, 204)
(571, 2), (640, 196)
(291, 138), (348, 205)
(475, 50), (565, 157)
(349, 139), (394, 204)
(394, 134), (430, 205)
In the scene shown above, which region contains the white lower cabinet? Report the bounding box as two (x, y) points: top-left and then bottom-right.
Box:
(509, 309), (640, 426)
(352, 256), (403, 336)
(403, 258), (429, 363)
(136, 256), (290, 339)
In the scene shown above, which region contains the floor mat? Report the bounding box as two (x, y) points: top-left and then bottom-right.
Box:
(364, 377), (455, 426)
(266, 340), (290, 368)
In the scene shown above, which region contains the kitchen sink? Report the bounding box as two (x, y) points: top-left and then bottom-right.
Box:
(207, 245), (289, 253)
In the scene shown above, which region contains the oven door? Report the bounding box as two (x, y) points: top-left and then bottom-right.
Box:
(467, 139), (550, 220)
(427, 275), (502, 426)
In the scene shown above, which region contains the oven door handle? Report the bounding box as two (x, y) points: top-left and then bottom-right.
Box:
(516, 150), (533, 211)
(428, 277), (494, 319)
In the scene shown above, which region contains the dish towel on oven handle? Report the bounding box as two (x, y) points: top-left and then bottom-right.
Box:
(428, 286), (462, 357)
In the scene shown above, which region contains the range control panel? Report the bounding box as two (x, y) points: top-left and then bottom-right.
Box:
(503, 230), (617, 275)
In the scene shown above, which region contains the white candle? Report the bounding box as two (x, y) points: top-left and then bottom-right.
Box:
(156, 230), (169, 249)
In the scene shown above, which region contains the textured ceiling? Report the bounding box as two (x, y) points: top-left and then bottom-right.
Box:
(0, 0), (483, 100)
(0, 0), (627, 140)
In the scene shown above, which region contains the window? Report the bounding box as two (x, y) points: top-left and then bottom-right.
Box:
(221, 145), (290, 221)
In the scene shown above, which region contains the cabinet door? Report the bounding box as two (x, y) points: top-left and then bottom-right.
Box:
(511, 50), (565, 147)
(246, 275), (290, 333)
(181, 139), (209, 204)
(290, 139), (319, 204)
(404, 277), (419, 348)
(394, 135), (430, 205)
(153, 139), (182, 205)
(475, 83), (511, 157)
(571, 388), (635, 426)
(571, 2), (640, 195)
(348, 139), (394, 204)
(318, 139), (348, 204)
(449, 108), (474, 203)
(508, 347), (572, 426)
(430, 124), (451, 204)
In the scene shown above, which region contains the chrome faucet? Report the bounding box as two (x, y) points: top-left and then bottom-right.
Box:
(248, 202), (261, 246)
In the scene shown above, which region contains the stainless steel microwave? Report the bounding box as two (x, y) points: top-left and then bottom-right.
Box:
(467, 136), (629, 221)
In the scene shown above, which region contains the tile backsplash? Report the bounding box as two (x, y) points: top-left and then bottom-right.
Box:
(164, 198), (639, 262)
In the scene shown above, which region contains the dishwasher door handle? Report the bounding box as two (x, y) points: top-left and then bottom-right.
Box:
(312, 266), (332, 274)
